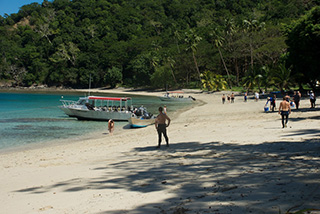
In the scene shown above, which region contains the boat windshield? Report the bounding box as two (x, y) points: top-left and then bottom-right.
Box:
(86, 96), (133, 111)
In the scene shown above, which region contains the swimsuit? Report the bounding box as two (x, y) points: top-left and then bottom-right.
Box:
(157, 124), (169, 146)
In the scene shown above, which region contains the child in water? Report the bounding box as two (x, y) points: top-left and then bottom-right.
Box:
(108, 119), (114, 135)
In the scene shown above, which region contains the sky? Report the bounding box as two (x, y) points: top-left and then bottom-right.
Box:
(0, 0), (44, 17)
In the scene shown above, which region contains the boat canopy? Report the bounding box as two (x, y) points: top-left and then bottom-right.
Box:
(88, 96), (131, 101)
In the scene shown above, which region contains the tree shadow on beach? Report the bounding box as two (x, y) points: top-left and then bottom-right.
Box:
(14, 138), (320, 213)
(97, 140), (320, 214)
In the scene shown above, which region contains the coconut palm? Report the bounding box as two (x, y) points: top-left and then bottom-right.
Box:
(243, 19), (266, 70)
(201, 71), (227, 91)
(210, 28), (231, 88)
(242, 69), (263, 92)
(200, 70), (214, 91)
(184, 29), (202, 86)
(272, 63), (293, 93)
(212, 74), (228, 91)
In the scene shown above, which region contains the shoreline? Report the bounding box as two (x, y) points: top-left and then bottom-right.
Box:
(1, 89), (320, 213)
(0, 88), (202, 155)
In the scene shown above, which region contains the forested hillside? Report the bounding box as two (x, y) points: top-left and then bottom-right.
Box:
(0, 0), (319, 90)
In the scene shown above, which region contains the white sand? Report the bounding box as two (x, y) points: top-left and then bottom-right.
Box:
(1, 89), (320, 214)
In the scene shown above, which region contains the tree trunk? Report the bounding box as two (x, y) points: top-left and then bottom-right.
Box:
(170, 65), (177, 84)
(192, 51), (202, 88)
(218, 46), (232, 89)
(234, 58), (239, 86)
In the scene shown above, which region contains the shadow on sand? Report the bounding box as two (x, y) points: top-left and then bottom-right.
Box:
(14, 135), (320, 213)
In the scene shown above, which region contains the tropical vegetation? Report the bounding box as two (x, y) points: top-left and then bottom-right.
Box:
(0, 0), (319, 92)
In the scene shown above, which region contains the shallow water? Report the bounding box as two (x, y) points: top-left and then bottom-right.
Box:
(0, 91), (190, 150)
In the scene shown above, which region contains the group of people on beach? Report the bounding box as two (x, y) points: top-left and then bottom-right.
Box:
(221, 93), (235, 104)
(108, 90), (316, 148)
(222, 90), (317, 129)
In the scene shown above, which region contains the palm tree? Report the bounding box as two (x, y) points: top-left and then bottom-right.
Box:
(210, 28), (231, 88)
(200, 71), (227, 91)
(165, 56), (178, 85)
(200, 70), (214, 91)
(242, 69), (262, 92)
(272, 63), (293, 93)
(184, 29), (202, 86)
(212, 74), (228, 91)
(260, 65), (274, 92)
(243, 20), (266, 70)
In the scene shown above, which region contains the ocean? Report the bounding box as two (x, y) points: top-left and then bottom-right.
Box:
(0, 91), (190, 151)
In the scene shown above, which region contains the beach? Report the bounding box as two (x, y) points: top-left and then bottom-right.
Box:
(1, 89), (320, 214)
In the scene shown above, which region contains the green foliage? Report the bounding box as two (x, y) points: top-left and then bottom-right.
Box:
(272, 62), (294, 92)
(285, 6), (320, 89)
(201, 70), (227, 91)
(242, 69), (263, 92)
(104, 67), (123, 88)
(150, 66), (173, 88)
(0, 0), (319, 89)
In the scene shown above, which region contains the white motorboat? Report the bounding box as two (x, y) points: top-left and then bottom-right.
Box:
(158, 91), (196, 102)
(59, 96), (133, 121)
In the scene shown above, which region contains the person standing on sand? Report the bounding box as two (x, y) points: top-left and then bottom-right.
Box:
(231, 93), (235, 103)
(244, 92), (247, 102)
(155, 106), (171, 148)
(255, 92), (259, 101)
(227, 94), (231, 103)
(270, 94), (276, 112)
(279, 97), (291, 128)
(222, 94), (226, 104)
(108, 119), (114, 135)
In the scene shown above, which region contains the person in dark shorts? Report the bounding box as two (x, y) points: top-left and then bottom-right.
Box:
(309, 90), (316, 108)
(270, 94), (276, 112)
(222, 94), (226, 104)
(279, 97), (291, 128)
(293, 91), (301, 110)
(231, 93), (235, 103)
(155, 107), (171, 148)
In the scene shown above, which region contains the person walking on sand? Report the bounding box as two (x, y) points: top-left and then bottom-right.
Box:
(155, 106), (171, 148)
(108, 119), (114, 135)
(309, 90), (316, 108)
(270, 94), (276, 112)
(222, 94), (226, 104)
(279, 97), (291, 128)
(293, 91), (301, 110)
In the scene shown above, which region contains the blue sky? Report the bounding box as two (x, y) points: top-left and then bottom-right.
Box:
(0, 0), (44, 17)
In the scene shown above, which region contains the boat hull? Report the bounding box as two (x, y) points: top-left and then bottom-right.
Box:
(59, 106), (77, 117)
(128, 116), (155, 128)
(69, 108), (131, 121)
(158, 96), (194, 102)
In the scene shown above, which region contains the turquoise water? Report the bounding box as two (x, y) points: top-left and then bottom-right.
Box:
(0, 91), (190, 150)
